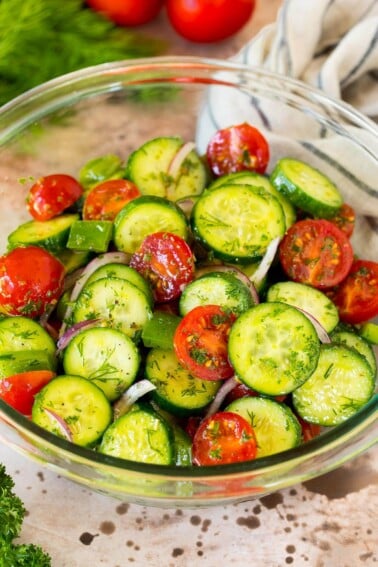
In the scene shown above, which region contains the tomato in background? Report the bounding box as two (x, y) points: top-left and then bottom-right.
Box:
(0, 246), (65, 318)
(166, 0), (256, 43)
(27, 174), (83, 221)
(86, 0), (164, 26)
(83, 178), (141, 221)
(130, 232), (195, 303)
(328, 259), (378, 324)
(0, 370), (56, 416)
(206, 123), (270, 176)
(192, 411), (257, 465)
(325, 203), (355, 238)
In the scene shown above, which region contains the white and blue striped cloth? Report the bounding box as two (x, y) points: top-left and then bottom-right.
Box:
(197, 0), (378, 259)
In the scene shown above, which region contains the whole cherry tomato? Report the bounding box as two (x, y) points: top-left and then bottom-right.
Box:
(0, 370), (56, 416)
(86, 0), (164, 26)
(206, 123), (270, 176)
(129, 232), (195, 303)
(166, 0), (256, 43)
(0, 246), (65, 318)
(27, 174), (83, 221)
(83, 178), (141, 221)
(192, 411), (257, 465)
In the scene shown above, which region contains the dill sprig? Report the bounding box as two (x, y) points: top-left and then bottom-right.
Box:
(0, 0), (166, 106)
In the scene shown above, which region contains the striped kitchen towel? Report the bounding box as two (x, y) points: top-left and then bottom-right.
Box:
(197, 0), (378, 259)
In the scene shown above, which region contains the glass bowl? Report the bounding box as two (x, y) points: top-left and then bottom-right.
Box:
(0, 57), (377, 507)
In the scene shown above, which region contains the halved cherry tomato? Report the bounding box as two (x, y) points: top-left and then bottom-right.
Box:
(0, 246), (65, 318)
(86, 0), (164, 26)
(206, 122), (270, 176)
(328, 259), (378, 324)
(27, 174), (83, 221)
(83, 178), (141, 221)
(326, 203), (355, 238)
(129, 232), (195, 303)
(173, 304), (236, 380)
(224, 382), (287, 405)
(279, 219), (354, 289)
(166, 0), (256, 43)
(0, 370), (56, 416)
(192, 411), (257, 466)
(298, 417), (322, 443)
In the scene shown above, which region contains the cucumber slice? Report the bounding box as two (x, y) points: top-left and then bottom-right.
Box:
(141, 311), (181, 350)
(225, 396), (301, 458)
(293, 344), (375, 426)
(359, 322), (378, 345)
(270, 158), (343, 218)
(126, 136), (207, 200)
(266, 281), (339, 333)
(86, 263), (153, 307)
(209, 171), (296, 229)
(172, 424), (192, 466)
(145, 348), (221, 416)
(191, 184), (285, 263)
(7, 214), (79, 253)
(228, 302), (320, 395)
(330, 330), (376, 377)
(67, 220), (113, 253)
(32, 375), (112, 446)
(0, 317), (56, 359)
(0, 350), (56, 379)
(73, 277), (152, 342)
(179, 271), (255, 317)
(114, 195), (188, 254)
(99, 404), (173, 464)
(63, 327), (140, 401)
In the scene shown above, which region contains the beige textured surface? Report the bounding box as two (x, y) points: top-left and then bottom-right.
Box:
(1, 2), (377, 565)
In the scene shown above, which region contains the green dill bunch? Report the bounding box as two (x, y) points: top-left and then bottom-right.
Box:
(0, 0), (165, 106)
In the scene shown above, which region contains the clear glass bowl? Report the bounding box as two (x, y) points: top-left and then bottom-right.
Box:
(0, 57), (377, 507)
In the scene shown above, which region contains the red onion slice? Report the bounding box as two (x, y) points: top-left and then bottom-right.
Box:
(176, 196), (198, 217)
(56, 319), (101, 354)
(296, 307), (331, 344)
(167, 142), (196, 180)
(195, 263), (259, 304)
(205, 376), (239, 418)
(250, 236), (281, 289)
(113, 379), (156, 420)
(43, 407), (73, 442)
(59, 251), (130, 337)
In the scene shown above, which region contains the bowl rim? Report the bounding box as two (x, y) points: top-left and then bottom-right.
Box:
(0, 55), (377, 480)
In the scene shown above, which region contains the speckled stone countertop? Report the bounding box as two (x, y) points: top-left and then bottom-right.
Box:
(1, 2), (377, 565)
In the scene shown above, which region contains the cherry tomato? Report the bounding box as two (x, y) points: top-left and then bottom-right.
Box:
(206, 122), (269, 177)
(83, 178), (141, 221)
(328, 260), (378, 324)
(0, 246), (65, 318)
(86, 0), (164, 26)
(325, 203), (355, 238)
(0, 370), (55, 416)
(224, 382), (287, 405)
(297, 417), (321, 443)
(27, 174), (83, 221)
(129, 232), (195, 303)
(279, 219), (354, 289)
(166, 0), (256, 43)
(173, 304), (236, 381)
(192, 411), (257, 466)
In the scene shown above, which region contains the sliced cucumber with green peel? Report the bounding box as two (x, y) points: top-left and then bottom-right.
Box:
(179, 271), (255, 316)
(191, 184), (285, 263)
(359, 322), (378, 345)
(0, 350), (56, 378)
(266, 281), (339, 333)
(228, 302), (320, 395)
(225, 396), (301, 458)
(126, 136), (207, 201)
(292, 344), (375, 426)
(208, 171), (296, 229)
(270, 158), (343, 217)
(330, 330), (376, 377)
(32, 375), (112, 446)
(114, 195), (188, 254)
(86, 263), (153, 307)
(7, 213), (79, 253)
(63, 327), (140, 401)
(0, 316), (56, 358)
(145, 348), (221, 416)
(73, 277), (152, 342)
(99, 403), (173, 464)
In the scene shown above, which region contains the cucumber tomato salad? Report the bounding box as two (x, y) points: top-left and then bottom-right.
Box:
(0, 123), (377, 467)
